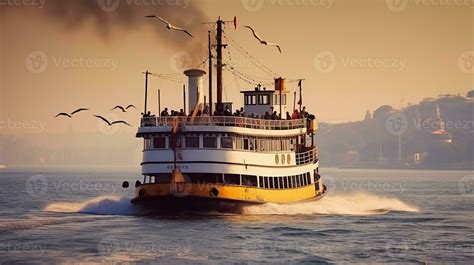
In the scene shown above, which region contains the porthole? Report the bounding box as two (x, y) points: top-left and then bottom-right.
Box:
(281, 154), (285, 164)
(275, 154), (279, 165)
(287, 154), (291, 164)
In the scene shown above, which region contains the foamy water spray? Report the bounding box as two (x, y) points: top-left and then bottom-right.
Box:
(243, 193), (419, 215)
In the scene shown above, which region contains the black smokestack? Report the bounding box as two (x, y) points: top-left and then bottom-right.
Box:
(2, 0), (209, 56)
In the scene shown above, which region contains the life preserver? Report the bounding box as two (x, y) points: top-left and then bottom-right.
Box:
(209, 188), (219, 197)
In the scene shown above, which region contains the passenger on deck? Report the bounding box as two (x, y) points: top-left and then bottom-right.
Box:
(264, 111), (270, 119)
(271, 111), (278, 120)
(223, 106), (232, 116)
(179, 109), (185, 116)
(286, 112), (291, 120)
(240, 107), (245, 117)
(161, 108), (169, 117)
(291, 109), (298, 119)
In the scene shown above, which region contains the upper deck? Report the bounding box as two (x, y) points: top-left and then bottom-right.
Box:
(137, 116), (310, 137)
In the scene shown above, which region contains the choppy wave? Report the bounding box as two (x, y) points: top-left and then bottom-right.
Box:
(44, 195), (137, 215)
(243, 192), (419, 215)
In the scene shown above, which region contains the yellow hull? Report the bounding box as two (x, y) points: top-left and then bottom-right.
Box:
(132, 181), (325, 204)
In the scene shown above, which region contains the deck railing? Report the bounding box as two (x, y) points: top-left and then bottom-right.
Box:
(295, 147), (318, 165)
(140, 116), (307, 130)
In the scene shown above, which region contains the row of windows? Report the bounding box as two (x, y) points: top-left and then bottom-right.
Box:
(259, 172), (311, 189)
(243, 94), (287, 106)
(144, 172), (313, 189)
(144, 134), (300, 152)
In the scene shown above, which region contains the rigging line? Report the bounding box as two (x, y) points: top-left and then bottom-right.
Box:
(222, 30), (278, 77)
(225, 61), (274, 82)
(226, 38), (275, 78)
(223, 41), (273, 82)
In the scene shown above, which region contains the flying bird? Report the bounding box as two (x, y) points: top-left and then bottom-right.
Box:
(111, 104), (137, 112)
(145, 15), (193, 38)
(94, 115), (132, 126)
(244, 25), (282, 54)
(54, 108), (89, 118)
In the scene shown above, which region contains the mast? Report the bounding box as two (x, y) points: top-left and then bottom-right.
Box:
(216, 18), (225, 114)
(143, 70), (151, 115)
(208, 30), (213, 115)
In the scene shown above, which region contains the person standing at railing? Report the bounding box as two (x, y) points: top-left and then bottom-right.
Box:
(161, 108), (169, 117)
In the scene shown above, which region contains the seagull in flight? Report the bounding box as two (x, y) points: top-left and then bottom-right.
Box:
(54, 108), (89, 118)
(94, 115), (132, 126)
(145, 15), (193, 38)
(111, 105), (136, 112)
(244, 25), (282, 54)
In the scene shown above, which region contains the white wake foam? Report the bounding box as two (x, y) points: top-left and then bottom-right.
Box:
(243, 192), (419, 215)
(44, 195), (137, 215)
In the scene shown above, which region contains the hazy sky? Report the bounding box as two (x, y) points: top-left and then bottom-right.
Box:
(0, 0), (473, 166)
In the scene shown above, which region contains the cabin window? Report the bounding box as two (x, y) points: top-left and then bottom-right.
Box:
(188, 173), (222, 184)
(264, 177), (269, 189)
(258, 94), (270, 105)
(153, 137), (166, 149)
(185, 136), (200, 148)
(203, 137), (217, 148)
(293, 175), (298, 188)
(242, 175), (257, 187)
(278, 177), (284, 189)
(274, 94), (287, 105)
(259, 176), (264, 188)
(224, 174), (240, 185)
(245, 95), (257, 105)
(154, 173), (171, 183)
(306, 172), (311, 185)
(283, 177), (289, 189)
(235, 137), (243, 150)
(243, 138), (249, 150)
(221, 137), (233, 149)
(269, 177), (275, 189)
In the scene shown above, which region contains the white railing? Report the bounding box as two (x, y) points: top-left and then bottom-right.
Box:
(295, 147), (318, 165)
(141, 116), (307, 130)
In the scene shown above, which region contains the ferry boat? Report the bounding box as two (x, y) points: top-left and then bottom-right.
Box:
(124, 17), (327, 213)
